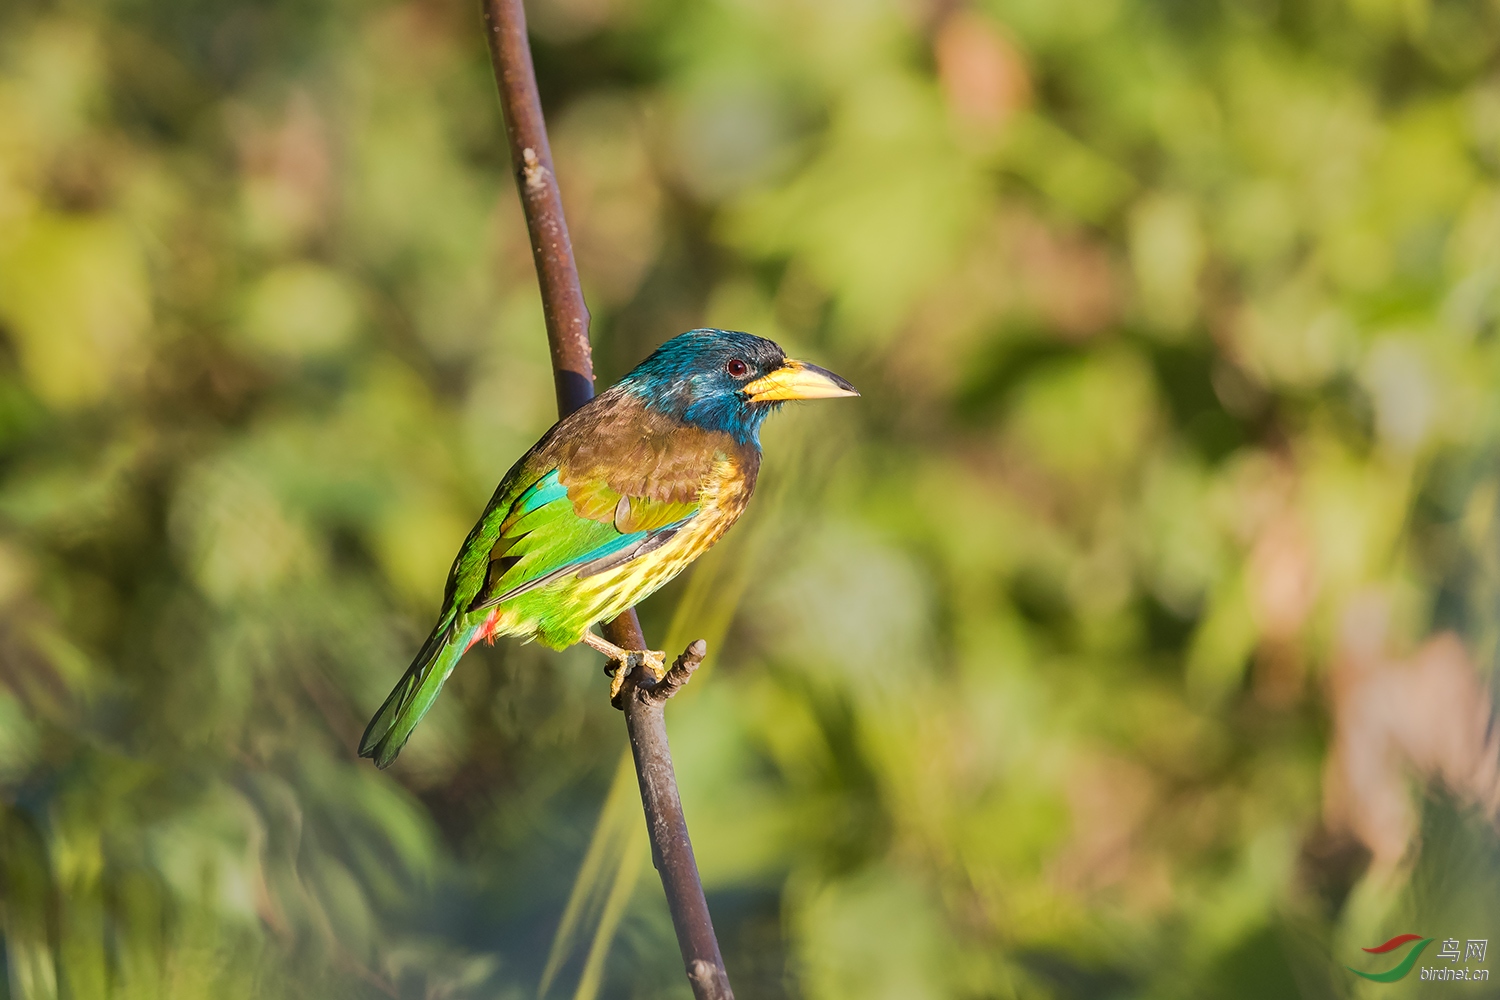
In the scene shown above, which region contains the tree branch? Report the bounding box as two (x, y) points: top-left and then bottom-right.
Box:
(478, 4), (734, 998)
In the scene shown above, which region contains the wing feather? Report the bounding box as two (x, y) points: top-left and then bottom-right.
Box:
(448, 389), (731, 619)
(468, 467), (699, 613)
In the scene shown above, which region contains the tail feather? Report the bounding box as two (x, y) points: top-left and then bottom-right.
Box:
(359, 618), (481, 769)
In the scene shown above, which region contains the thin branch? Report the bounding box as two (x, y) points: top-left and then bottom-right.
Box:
(477, 3), (735, 998)
(479, 0), (592, 412)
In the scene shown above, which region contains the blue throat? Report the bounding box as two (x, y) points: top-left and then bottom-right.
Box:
(681, 392), (774, 447)
(620, 373), (771, 446)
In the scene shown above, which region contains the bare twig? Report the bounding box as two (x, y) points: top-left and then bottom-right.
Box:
(479, 0), (592, 412)
(643, 639), (709, 704)
(478, 3), (734, 998)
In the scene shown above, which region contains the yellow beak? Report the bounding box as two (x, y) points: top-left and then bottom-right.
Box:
(742, 359), (859, 403)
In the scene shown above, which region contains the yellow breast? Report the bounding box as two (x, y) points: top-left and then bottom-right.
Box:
(566, 454), (754, 629)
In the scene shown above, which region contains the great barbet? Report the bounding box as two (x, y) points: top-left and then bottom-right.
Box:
(359, 329), (858, 767)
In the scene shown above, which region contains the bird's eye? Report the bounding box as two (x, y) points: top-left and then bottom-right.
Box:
(726, 358), (749, 378)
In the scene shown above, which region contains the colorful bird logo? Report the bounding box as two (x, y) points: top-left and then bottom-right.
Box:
(1347, 934), (1434, 982)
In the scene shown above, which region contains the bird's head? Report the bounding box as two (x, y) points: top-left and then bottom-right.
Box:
(618, 329), (858, 446)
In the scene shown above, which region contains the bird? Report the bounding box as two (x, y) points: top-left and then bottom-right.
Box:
(359, 328), (858, 768)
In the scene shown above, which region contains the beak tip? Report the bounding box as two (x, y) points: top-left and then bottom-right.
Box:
(806, 362), (860, 399)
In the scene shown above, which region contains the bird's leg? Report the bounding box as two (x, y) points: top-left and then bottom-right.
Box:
(581, 631), (667, 698)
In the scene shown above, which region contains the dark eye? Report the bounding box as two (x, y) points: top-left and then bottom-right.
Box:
(726, 358), (749, 378)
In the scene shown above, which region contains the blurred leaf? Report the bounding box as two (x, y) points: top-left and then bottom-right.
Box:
(0, 214), (150, 409)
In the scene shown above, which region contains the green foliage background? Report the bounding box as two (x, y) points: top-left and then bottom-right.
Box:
(2, 0), (1500, 996)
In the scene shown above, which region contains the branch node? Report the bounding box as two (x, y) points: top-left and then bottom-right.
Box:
(611, 639), (707, 709)
(521, 146), (546, 191)
(687, 959), (733, 1000)
(652, 639), (708, 703)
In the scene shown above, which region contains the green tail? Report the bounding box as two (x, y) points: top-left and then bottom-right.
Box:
(359, 618), (480, 769)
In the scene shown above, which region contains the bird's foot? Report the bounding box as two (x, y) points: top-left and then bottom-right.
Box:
(607, 648), (667, 699)
(582, 632), (667, 699)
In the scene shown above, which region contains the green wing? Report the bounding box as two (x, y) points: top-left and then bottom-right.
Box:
(468, 467), (699, 613)
(443, 391), (717, 624)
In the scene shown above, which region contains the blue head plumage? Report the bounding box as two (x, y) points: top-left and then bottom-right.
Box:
(618, 328), (858, 446)
(617, 329), (787, 445)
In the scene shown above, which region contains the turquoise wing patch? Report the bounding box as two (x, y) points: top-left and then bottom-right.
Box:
(470, 469), (697, 612)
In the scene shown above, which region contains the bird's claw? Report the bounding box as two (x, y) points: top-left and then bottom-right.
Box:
(582, 631), (667, 699)
(607, 648), (667, 699)
(608, 650), (661, 698)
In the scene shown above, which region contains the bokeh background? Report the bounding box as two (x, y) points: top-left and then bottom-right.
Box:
(3, 0), (1500, 996)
